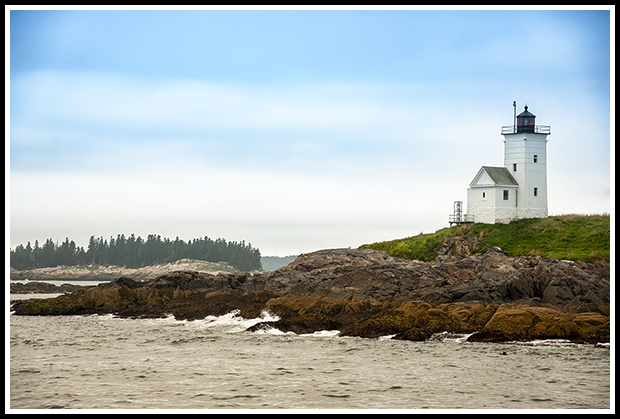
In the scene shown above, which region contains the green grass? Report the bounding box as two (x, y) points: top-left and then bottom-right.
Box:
(360, 214), (610, 263)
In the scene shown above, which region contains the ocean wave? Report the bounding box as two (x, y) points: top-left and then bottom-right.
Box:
(95, 310), (282, 333)
(378, 334), (397, 341)
(375, 331), (476, 343)
(251, 326), (340, 337)
(428, 331), (476, 343)
(192, 310), (280, 333)
(509, 339), (591, 348)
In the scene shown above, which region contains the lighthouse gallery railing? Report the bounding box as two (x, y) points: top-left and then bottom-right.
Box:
(501, 125), (551, 135)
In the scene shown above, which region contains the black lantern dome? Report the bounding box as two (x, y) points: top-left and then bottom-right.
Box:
(516, 105), (536, 133)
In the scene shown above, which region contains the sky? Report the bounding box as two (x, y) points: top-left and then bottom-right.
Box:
(7, 6), (613, 257)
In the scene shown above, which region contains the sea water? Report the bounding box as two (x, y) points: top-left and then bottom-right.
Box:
(8, 294), (612, 411)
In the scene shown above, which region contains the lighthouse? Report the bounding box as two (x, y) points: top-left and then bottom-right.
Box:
(459, 103), (551, 224)
(503, 104), (550, 220)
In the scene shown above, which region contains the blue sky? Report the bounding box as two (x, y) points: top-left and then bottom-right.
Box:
(8, 7), (613, 256)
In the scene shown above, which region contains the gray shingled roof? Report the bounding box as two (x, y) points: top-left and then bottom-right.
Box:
(481, 166), (519, 185)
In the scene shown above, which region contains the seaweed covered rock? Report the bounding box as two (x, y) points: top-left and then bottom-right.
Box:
(467, 304), (610, 343)
(474, 304), (579, 341)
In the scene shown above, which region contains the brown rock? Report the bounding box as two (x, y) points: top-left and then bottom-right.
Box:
(477, 304), (580, 341)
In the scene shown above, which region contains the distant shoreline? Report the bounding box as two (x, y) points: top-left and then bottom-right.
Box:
(9, 258), (238, 283)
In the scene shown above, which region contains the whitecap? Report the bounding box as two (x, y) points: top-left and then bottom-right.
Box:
(193, 310), (280, 333)
(251, 328), (340, 337)
(378, 334), (396, 341)
(454, 333), (476, 343)
(252, 327), (295, 336)
(428, 331), (474, 343)
(510, 339), (580, 348)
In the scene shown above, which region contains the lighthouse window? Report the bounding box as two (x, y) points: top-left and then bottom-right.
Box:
(533, 155), (538, 163)
(503, 190), (509, 200)
(534, 187), (538, 197)
(513, 163), (517, 172)
(482, 192), (486, 198)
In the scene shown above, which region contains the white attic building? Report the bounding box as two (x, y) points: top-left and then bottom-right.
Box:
(455, 104), (551, 225)
(467, 166), (519, 224)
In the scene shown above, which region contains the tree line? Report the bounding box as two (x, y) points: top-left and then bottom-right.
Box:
(10, 234), (262, 272)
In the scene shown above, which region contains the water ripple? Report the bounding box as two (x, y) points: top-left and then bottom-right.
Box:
(9, 312), (611, 410)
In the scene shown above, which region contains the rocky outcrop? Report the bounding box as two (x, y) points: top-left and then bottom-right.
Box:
(435, 235), (481, 261)
(10, 281), (84, 294)
(9, 259), (237, 282)
(252, 248), (609, 311)
(11, 248), (610, 343)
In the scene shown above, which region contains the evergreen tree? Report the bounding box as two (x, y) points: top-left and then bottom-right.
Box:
(10, 233), (262, 272)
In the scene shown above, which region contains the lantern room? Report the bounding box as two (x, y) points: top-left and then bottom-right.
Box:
(516, 105), (536, 133)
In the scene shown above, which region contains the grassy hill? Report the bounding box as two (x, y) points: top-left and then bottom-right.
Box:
(360, 214), (610, 264)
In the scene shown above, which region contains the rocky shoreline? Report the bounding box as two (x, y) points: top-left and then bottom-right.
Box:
(10, 248), (610, 343)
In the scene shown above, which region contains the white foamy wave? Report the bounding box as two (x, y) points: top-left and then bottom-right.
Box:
(511, 339), (582, 348)
(251, 328), (341, 337)
(194, 310), (280, 333)
(96, 313), (120, 319)
(378, 334), (396, 341)
(97, 311), (279, 332)
(429, 331), (475, 343)
(252, 327), (295, 336)
(454, 333), (476, 343)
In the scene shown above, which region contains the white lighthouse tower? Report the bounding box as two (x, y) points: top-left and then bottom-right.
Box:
(502, 104), (550, 220)
(460, 103), (550, 225)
